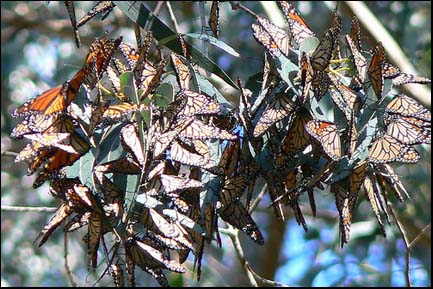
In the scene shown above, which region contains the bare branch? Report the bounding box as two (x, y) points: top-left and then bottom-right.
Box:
(343, 1), (431, 108)
(389, 204), (412, 287)
(1, 205), (57, 213)
(64, 232), (78, 287)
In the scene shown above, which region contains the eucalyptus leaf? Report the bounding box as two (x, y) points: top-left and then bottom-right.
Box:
(185, 33), (240, 58)
(114, 1), (238, 89)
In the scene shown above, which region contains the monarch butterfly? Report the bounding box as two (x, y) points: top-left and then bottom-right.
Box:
(385, 114), (431, 130)
(332, 161), (366, 247)
(126, 237), (186, 273)
(170, 52), (195, 90)
(385, 94), (431, 122)
(204, 201), (219, 243)
(178, 118), (237, 141)
(345, 31), (367, 88)
(174, 90), (221, 117)
(50, 177), (95, 210)
(77, 1), (116, 28)
(139, 207), (194, 250)
(15, 114), (86, 161)
(329, 74), (361, 121)
(375, 163), (410, 201)
(64, 1), (80, 48)
(35, 202), (72, 247)
(124, 240), (169, 287)
(367, 42), (385, 99)
(96, 157), (141, 175)
(281, 169), (309, 231)
(101, 102), (148, 123)
(385, 114), (431, 145)
(110, 263), (125, 288)
(14, 141), (46, 163)
(218, 140), (240, 176)
(382, 62), (401, 79)
(310, 30), (338, 73)
(305, 120), (342, 161)
(278, 1), (315, 47)
(82, 35), (122, 89)
(94, 169), (124, 201)
(134, 56), (166, 100)
(253, 93), (296, 137)
(261, 52), (280, 92)
(251, 23), (282, 59)
(363, 171), (388, 237)
(217, 200), (264, 245)
(119, 41), (140, 70)
(106, 59), (128, 100)
(64, 211), (92, 232)
(392, 73), (431, 86)
(331, 183), (351, 246)
(11, 113), (65, 139)
(256, 16), (291, 58)
(330, 11), (342, 61)
(208, 1), (220, 38)
(311, 70), (330, 101)
(153, 117), (194, 158)
(22, 133), (75, 154)
(124, 250), (136, 287)
(281, 107), (313, 154)
(170, 140), (212, 168)
(299, 52), (314, 103)
(310, 12), (341, 73)
(346, 162), (367, 244)
(120, 122), (146, 166)
(159, 174), (203, 195)
(192, 139), (213, 162)
(19, 115), (87, 155)
(368, 134), (420, 164)
(349, 16), (363, 52)
(176, 33), (191, 60)
(219, 175), (246, 206)
(87, 212), (102, 269)
(32, 153), (86, 189)
(30, 136), (90, 188)
(12, 69), (84, 117)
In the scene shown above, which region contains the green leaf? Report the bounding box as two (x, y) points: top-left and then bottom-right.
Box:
(119, 71), (136, 101)
(274, 54), (299, 88)
(95, 124), (125, 164)
(154, 82), (174, 108)
(299, 37), (320, 55)
(65, 149), (96, 190)
(114, 1), (238, 89)
(185, 33), (240, 58)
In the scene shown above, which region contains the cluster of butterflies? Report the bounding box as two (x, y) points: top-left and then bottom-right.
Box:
(9, 4), (263, 286)
(248, 1), (431, 247)
(9, 1), (431, 287)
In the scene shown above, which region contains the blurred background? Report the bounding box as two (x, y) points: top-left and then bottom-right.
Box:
(1, 1), (430, 286)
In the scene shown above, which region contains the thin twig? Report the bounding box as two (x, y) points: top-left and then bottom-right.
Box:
(343, 1), (431, 108)
(229, 1), (259, 19)
(166, 1), (180, 33)
(408, 223), (431, 249)
(1, 150), (18, 157)
(248, 182), (267, 214)
(389, 204), (412, 287)
(1, 205), (57, 212)
(245, 263), (290, 287)
(153, 1), (165, 17)
(224, 225), (259, 287)
(64, 231), (78, 287)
